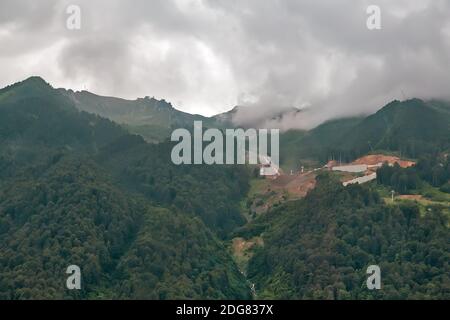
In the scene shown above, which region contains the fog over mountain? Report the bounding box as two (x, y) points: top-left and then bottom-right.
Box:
(1, 0), (450, 129)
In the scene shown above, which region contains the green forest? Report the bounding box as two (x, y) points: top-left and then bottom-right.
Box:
(242, 175), (449, 299)
(0, 77), (448, 299)
(377, 155), (450, 194)
(0, 78), (251, 299)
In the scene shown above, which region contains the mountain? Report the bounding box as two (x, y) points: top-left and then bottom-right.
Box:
(0, 76), (58, 102)
(0, 77), (251, 235)
(340, 99), (450, 158)
(96, 135), (250, 237)
(240, 174), (449, 299)
(0, 77), (251, 299)
(0, 77), (127, 164)
(279, 117), (363, 169)
(59, 89), (220, 143)
(279, 99), (450, 169)
(0, 77), (448, 300)
(213, 99), (450, 171)
(0, 155), (250, 299)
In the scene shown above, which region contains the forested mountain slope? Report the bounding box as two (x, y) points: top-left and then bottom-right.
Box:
(0, 77), (126, 161)
(0, 156), (250, 299)
(0, 77), (251, 299)
(280, 99), (450, 166)
(0, 77), (448, 300)
(97, 135), (250, 237)
(242, 175), (449, 299)
(340, 99), (450, 159)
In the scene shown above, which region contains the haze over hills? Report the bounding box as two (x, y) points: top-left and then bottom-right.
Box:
(212, 105), (305, 130)
(280, 99), (450, 169)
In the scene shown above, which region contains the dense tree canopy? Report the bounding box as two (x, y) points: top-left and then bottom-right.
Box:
(245, 175), (449, 299)
(0, 157), (250, 299)
(0, 78), (448, 300)
(0, 79), (251, 299)
(377, 155), (450, 193)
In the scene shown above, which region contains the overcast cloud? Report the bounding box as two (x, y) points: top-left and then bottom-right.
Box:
(0, 0), (449, 129)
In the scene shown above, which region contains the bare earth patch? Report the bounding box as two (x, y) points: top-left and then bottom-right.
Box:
(397, 194), (424, 201)
(268, 172), (317, 199)
(231, 237), (264, 275)
(353, 154), (415, 168)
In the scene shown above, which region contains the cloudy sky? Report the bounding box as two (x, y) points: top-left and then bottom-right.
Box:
(1, 0), (449, 128)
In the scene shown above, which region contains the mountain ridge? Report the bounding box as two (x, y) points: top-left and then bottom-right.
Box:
(4, 77), (449, 138)
(3, 77), (449, 169)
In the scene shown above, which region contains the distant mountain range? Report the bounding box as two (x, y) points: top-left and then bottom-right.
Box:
(2, 77), (449, 166)
(280, 99), (450, 169)
(58, 86), (220, 143)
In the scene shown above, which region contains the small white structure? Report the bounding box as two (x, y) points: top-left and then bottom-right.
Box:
(332, 164), (368, 173)
(255, 153), (280, 177)
(343, 173), (377, 186)
(260, 165), (279, 176)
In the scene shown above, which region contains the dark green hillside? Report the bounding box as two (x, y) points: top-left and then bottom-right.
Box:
(0, 77), (249, 237)
(376, 153), (450, 196)
(97, 135), (250, 237)
(0, 77), (448, 300)
(0, 77), (126, 152)
(0, 155), (250, 299)
(0, 77), (59, 103)
(0, 78), (251, 299)
(428, 100), (450, 115)
(245, 175), (449, 299)
(279, 99), (450, 166)
(0, 77), (128, 182)
(0, 157), (140, 299)
(341, 99), (450, 159)
(113, 207), (250, 299)
(280, 117), (362, 167)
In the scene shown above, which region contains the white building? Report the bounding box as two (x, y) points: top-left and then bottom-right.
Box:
(332, 164), (368, 173)
(343, 173), (377, 186)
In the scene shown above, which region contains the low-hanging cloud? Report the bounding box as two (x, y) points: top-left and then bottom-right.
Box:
(0, 0), (449, 129)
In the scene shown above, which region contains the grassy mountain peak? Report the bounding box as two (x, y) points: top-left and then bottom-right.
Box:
(0, 76), (53, 102)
